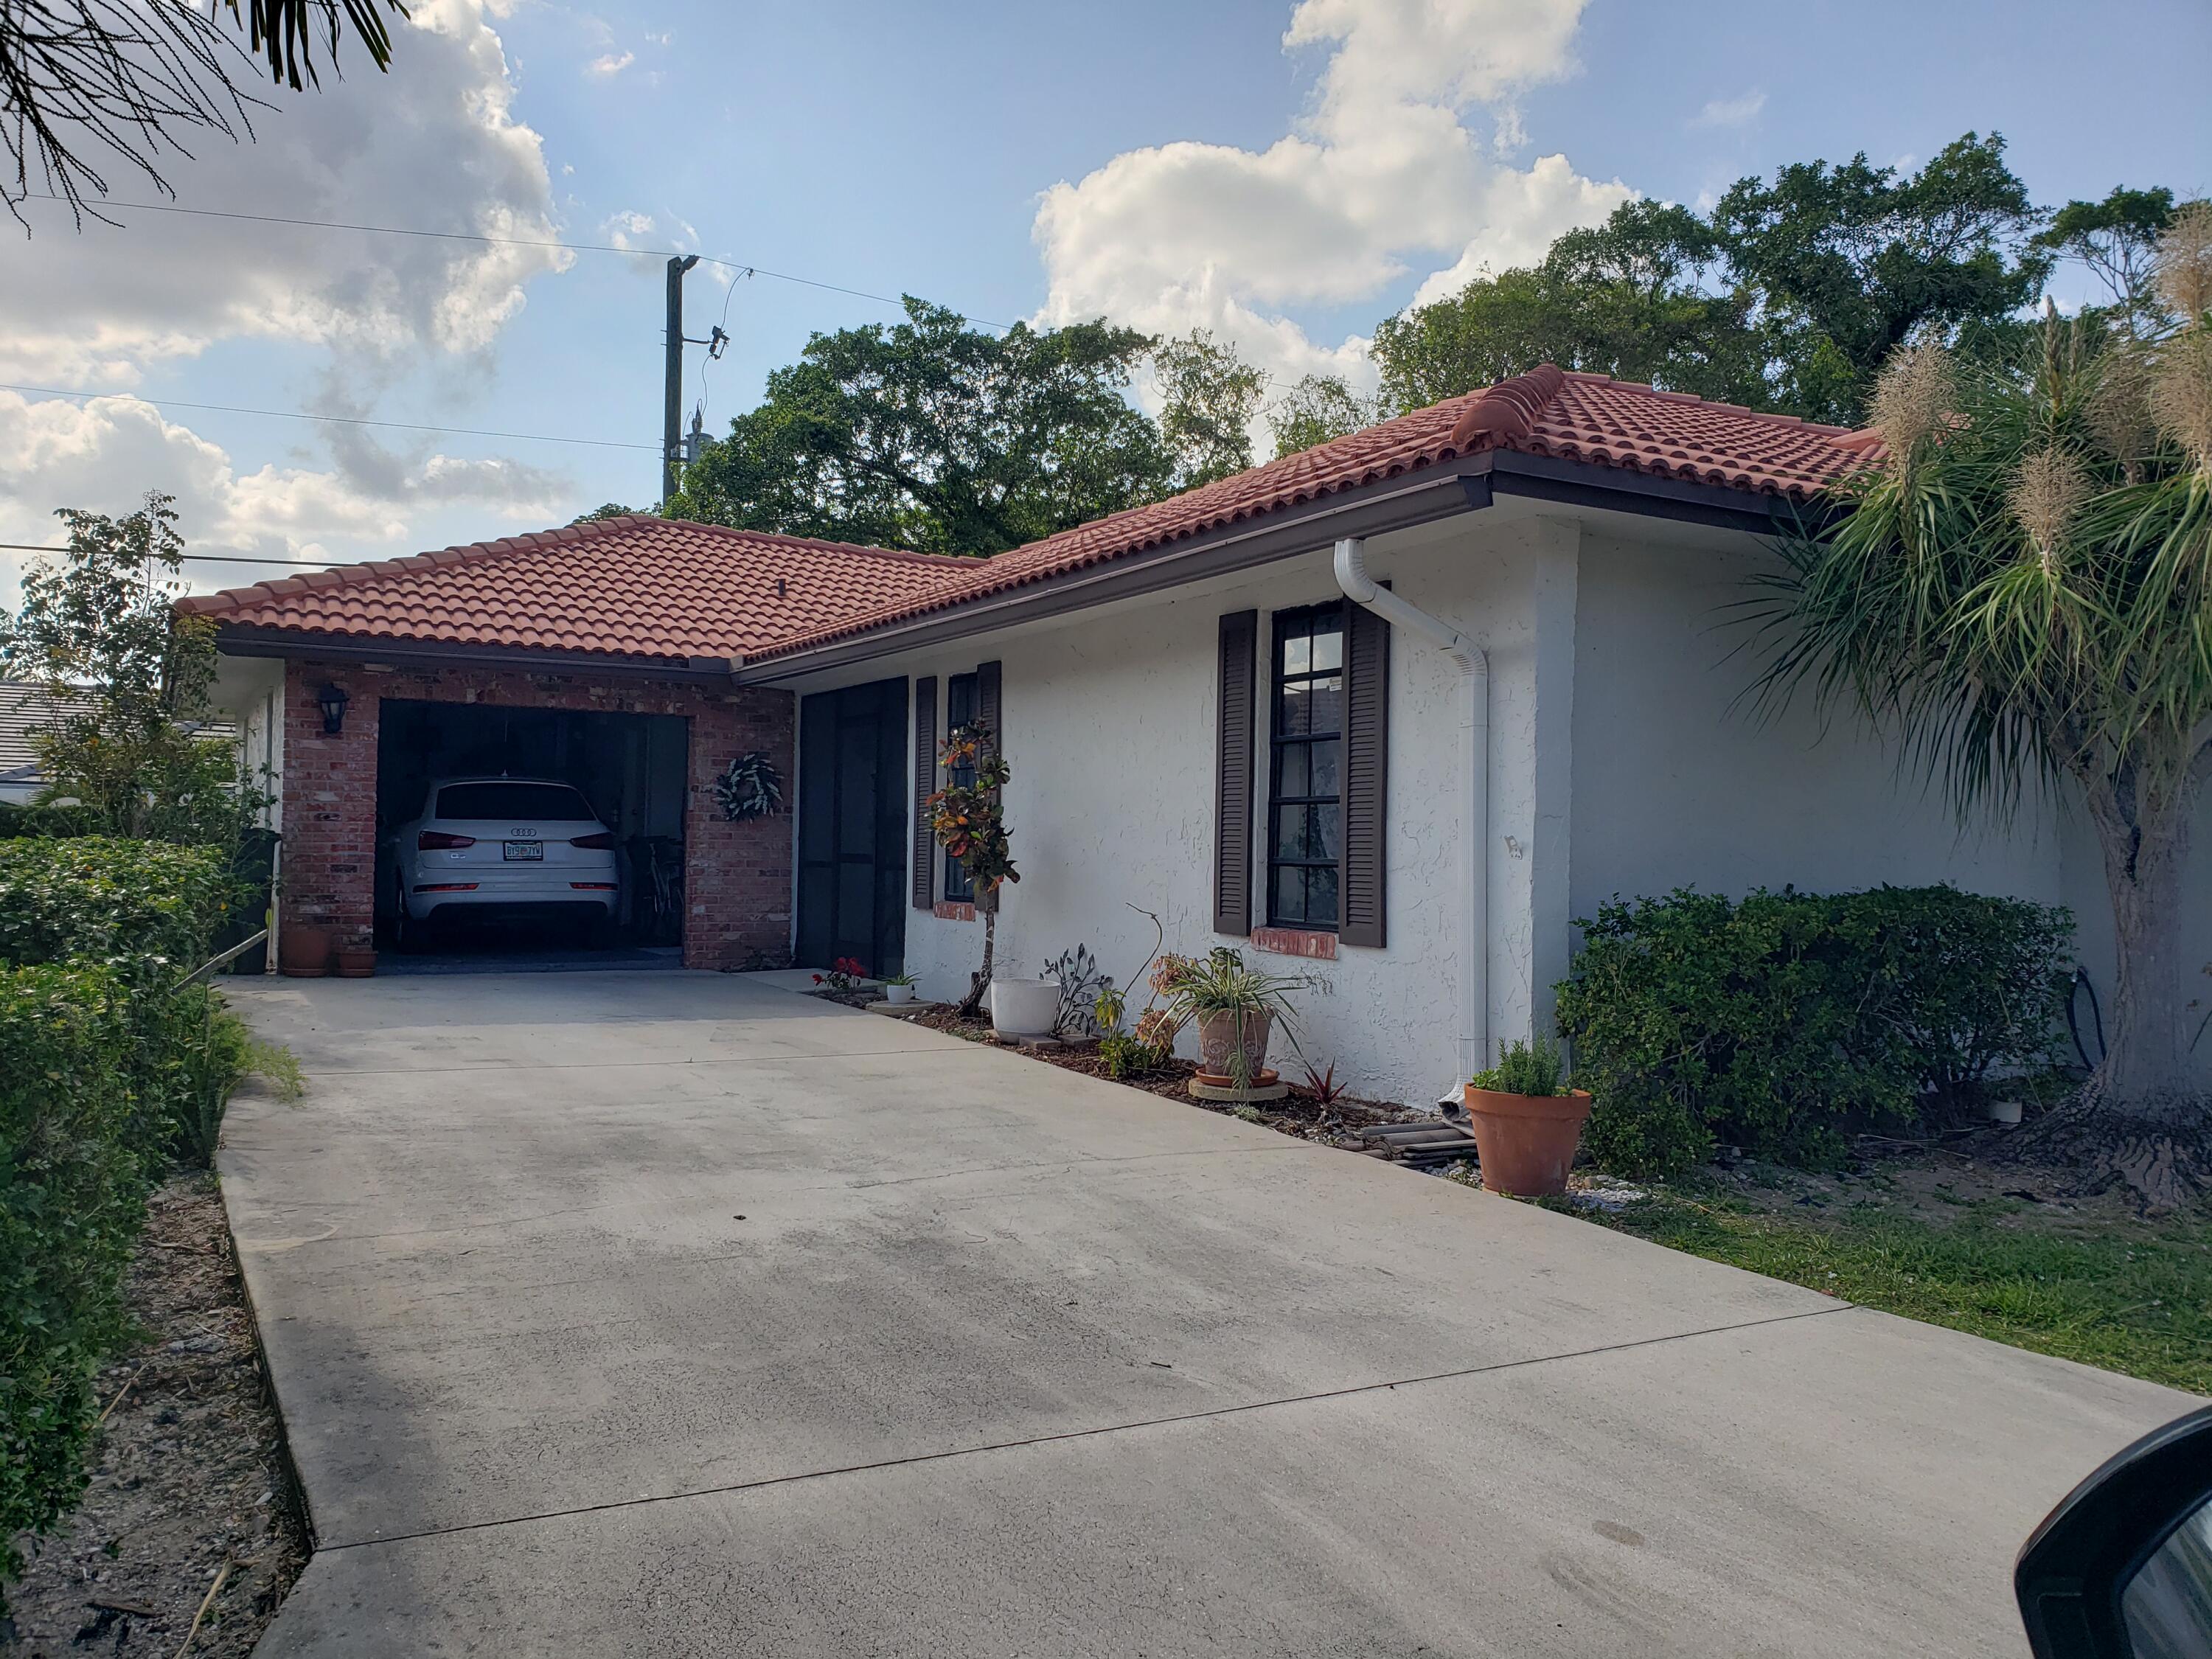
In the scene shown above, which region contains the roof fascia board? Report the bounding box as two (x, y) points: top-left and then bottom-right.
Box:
(737, 464), (1495, 684)
(210, 629), (743, 686)
(1486, 451), (1824, 535)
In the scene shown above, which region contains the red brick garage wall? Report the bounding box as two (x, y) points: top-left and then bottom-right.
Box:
(279, 659), (794, 969)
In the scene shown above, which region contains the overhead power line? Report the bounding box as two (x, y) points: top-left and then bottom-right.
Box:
(1, 542), (352, 568)
(1, 382), (660, 452)
(20, 191), (1020, 332)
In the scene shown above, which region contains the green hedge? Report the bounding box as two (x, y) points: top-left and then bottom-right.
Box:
(0, 965), (141, 1587)
(1557, 885), (2072, 1176)
(0, 839), (253, 1604)
(0, 836), (231, 978)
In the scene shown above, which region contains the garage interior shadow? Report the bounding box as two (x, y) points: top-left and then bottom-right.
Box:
(374, 699), (689, 973)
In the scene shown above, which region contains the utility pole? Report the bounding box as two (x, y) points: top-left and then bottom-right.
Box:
(662, 254), (700, 507)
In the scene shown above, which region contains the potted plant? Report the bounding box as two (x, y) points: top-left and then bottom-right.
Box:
(927, 723), (1019, 1017)
(1464, 1037), (1592, 1197)
(333, 943), (377, 978)
(881, 971), (919, 1006)
(1161, 947), (1306, 1088)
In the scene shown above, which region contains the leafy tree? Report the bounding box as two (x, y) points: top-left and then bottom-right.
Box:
(2034, 186), (2185, 335)
(3, 0), (410, 225)
(1152, 328), (1267, 487)
(1712, 133), (2048, 425)
(0, 493), (262, 845)
(1747, 205), (2212, 1205)
(568, 501), (642, 526)
(1373, 136), (2054, 428)
(1269, 373), (1383, 457)
(667, 299), (1172, 557)
(1371, 199), (1766, 414)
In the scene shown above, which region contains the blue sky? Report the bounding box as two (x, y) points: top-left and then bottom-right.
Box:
(1, 0), (2205, 599)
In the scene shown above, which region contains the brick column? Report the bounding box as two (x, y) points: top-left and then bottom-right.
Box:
(281, 660), (380, 950)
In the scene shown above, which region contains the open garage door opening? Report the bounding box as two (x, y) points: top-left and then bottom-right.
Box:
(375, 700), (689, 967)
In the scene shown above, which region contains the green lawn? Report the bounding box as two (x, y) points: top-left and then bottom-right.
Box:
(1560, 1181), (2212, 1395)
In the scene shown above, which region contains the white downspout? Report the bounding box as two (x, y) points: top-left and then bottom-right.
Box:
(1333, 537), (1489, 1102)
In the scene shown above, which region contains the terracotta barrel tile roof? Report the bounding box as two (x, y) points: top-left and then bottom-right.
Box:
(181, 371), (1877, 667)
(177, 515), (971, 664)
(753, 368), (1874, 661)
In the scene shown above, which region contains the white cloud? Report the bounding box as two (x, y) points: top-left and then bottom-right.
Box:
(0, 392), (569, 603)
(588, 50), (634, 76)
(1690, 90), (1766, 129)
(0, 0), (568, 386)
(602, 209), (658, 250)
(0, 0), (577, 602)
(1032, 0), (1627, 394)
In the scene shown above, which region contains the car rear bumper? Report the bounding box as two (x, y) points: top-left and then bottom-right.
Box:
(404, 888), (618, 921)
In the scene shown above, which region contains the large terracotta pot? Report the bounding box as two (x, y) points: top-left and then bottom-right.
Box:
(1463, 1087), (1594, 1197)
(279, 925), (332, 978)
(1195, 1009), (1273, 1083)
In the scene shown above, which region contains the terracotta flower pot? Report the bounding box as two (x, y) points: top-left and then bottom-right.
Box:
(279, 925), (333, 978)
(1463, 1086), (1594, 1197)
(1195, 1009), (1272, 1082)
(333, 947), (378, 978)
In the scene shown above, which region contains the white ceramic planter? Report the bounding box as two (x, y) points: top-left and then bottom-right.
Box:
(885, 984), (917, 1005)
(990, 977), (1062, 1040)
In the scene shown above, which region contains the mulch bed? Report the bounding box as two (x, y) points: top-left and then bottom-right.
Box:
(904, 1006), (1431, 1148)
(3, 1175), (306, 1658)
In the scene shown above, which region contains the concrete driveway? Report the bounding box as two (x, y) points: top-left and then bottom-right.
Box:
(220, 971), (2191, 1657)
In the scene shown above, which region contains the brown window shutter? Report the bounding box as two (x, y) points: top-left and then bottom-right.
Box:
(1340, 602), (1389, 947)
(911, 675), (937, 911)
(975, 660), (1003, 914)
(1213, 610), (1258, 936)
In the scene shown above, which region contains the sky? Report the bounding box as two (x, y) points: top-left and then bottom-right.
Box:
(2, 0), (2207, 604)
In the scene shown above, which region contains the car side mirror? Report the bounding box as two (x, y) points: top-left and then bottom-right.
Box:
(2018, 1406), (2212, 1658)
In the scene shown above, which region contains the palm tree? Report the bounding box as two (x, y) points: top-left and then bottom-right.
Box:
(1752, 204), (2212, 1204)
(3, 0), (407, 226)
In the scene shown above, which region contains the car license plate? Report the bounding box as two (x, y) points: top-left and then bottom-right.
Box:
(503, 841), (543, 861)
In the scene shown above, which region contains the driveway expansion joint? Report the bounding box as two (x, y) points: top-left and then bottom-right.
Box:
(313, 1301), (1860, 1555)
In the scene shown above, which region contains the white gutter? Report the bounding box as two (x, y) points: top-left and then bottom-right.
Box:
(1332, 537), (1489, 1102)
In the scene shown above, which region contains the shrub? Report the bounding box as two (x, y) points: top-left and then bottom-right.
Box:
(1558, 886), (2071, 1176)
(0, 965), (142, 1592)
(0, 836), (230, 978)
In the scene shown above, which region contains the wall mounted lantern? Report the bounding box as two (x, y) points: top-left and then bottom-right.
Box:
(316, 684), (351, 736)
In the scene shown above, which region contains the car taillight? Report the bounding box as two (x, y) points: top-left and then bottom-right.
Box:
(418, 831), (476, 850)
(569, 832), (615, 849)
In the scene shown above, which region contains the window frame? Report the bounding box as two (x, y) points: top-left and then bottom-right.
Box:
(1265, 602), (1345, 933)
(941, 670), (979, 903)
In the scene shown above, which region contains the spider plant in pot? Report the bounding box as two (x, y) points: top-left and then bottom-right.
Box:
(881, 971), (919, 1006)
(1161, 947), (1307, 1088)
(1464, 1036), (1591, 1197)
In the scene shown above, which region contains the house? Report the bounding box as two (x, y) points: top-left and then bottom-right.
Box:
(186, 366), (2198, 1105)
(0, 682), (52, 805)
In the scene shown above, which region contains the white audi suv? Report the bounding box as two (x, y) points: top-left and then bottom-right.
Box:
(388, 776), (620, 947)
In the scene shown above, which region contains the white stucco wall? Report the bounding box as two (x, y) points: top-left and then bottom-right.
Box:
(782, 503), (2200, 1107)
(787, 512), (1588, 1107)
(1568, 532), (2065, 919)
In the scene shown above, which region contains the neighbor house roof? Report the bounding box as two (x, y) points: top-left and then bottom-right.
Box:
(182, 368), (1879, 669)
(176, 518), (973, 666)
(0, 681), (57, 792)
(749, 365), (1880, 661)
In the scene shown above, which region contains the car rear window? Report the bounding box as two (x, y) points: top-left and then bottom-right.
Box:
(435, 783), (597, 822)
